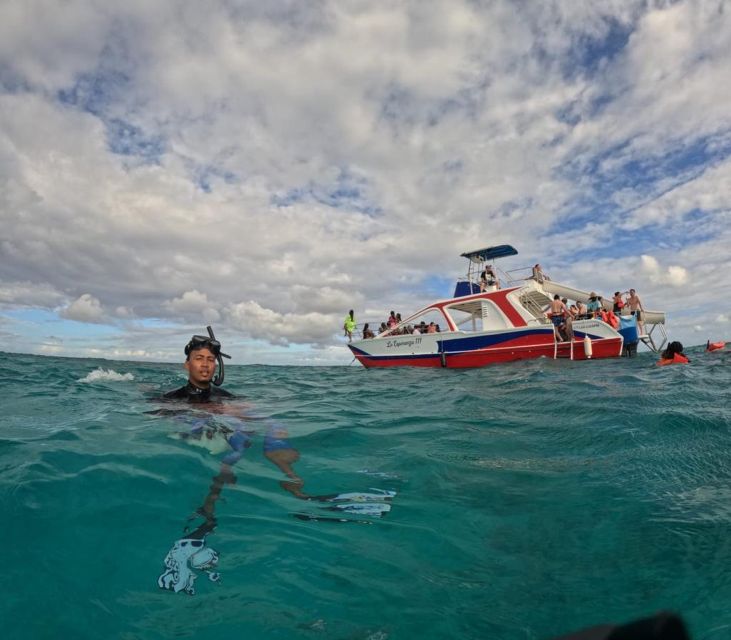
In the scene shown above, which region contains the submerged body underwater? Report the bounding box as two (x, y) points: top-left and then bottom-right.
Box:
(2, 349), (730, 639)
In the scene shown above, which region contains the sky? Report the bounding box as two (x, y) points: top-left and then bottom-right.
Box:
(0, 0), (729, 365)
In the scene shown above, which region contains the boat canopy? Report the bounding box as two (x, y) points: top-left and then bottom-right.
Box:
(460, 245), (518, 263)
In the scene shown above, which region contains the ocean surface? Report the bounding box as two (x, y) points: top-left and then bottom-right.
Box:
(2, 348), (730, 640)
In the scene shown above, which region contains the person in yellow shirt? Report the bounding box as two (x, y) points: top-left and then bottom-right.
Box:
(343, 309), (356, 342)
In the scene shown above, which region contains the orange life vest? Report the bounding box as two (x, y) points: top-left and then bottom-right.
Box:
(706, 341), (726, 352)
(656, 353), (689, 366)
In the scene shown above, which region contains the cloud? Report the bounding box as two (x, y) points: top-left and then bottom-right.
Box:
(59, 294), (106, 323)
(164, 290), (221, 323)
(0, 281), (65, 308)
(227, 300), (337, 347)
(1, 1), (730, 359)
(639, 255), (689, 287)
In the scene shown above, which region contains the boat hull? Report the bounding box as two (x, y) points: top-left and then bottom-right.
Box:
(349, 325), (623, 369)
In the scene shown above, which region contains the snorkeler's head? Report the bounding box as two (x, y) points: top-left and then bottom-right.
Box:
(185, 335), (222, 360)
(184, 327), (230, 386)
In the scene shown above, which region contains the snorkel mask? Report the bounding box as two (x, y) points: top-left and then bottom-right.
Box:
(184, 326), (231, 386)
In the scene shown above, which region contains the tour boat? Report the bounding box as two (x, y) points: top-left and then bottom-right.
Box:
(348, 245), (667, 369)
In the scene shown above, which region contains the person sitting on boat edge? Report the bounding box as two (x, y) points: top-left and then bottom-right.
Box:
(480, 265), (500, 291)
(532, 264), (549, 283)
(657, 341), (689, 366)
(362, 323), (375, 339)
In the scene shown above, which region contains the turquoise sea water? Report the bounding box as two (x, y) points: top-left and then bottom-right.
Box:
(2, 349), (730, 640)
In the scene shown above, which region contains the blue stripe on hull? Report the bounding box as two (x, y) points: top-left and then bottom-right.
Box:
(350, 328), (610, 362)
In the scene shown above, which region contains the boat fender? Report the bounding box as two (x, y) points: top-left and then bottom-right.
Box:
(583, 334), (593, 359)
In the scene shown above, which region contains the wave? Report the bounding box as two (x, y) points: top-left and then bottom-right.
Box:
(77, 367), (135, 383)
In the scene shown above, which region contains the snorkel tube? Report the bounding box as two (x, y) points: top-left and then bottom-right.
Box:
(206, 326), (231, 386)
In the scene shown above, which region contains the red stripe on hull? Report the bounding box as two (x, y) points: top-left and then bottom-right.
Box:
(354, 338), (623, 369)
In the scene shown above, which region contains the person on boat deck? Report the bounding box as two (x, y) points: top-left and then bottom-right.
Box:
(386, 311), (398, 328)
(627, 288), (645, 335)
(480, 265), (500, 291)
(612, 291), (626, 314)
(531, 263), (550, 283)
(343, 309), (357, 343)
(586, 292), (601, 315)
(379, 322), (388, 334)
(657, 341), (689, 366)
(575, 300), (588, 318)
(362, 323), (375, 339)
(548, 294), (569, 341)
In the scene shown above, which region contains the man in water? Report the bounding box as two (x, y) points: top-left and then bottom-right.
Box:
(156, 329), (396, 594)
(158, 330), (304, 491)
(163, 333), (233, 402)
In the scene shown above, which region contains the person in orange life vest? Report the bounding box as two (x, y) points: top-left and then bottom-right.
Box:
(706, 340), (726, 352)
(606, 309), (619, 329)
(612, 291), (625, 314)
(657, 341), (689, 366)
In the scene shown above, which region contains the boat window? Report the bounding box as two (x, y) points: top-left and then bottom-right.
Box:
(446, 299), (509, 331)
(394, 308), (447, 333)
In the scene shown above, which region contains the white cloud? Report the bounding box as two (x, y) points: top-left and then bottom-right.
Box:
(164, 290), (221, 323)
(0, 0), (729, 358)
(0, 281), (65, 307)
(59, 293), (105, 323)
(639, 255), (689, 287)
(227, 300), (337, 347)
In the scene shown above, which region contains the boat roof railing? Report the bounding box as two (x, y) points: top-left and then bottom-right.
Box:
(460, 245), (518, 263)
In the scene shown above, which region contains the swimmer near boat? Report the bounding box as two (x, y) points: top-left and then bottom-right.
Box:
(706, 340), (726, 352)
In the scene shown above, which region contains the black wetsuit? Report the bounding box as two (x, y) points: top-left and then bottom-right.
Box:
(163, 382), (234, 403)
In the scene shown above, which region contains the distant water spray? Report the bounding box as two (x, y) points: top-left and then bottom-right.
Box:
(78, 368), (135, 383)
